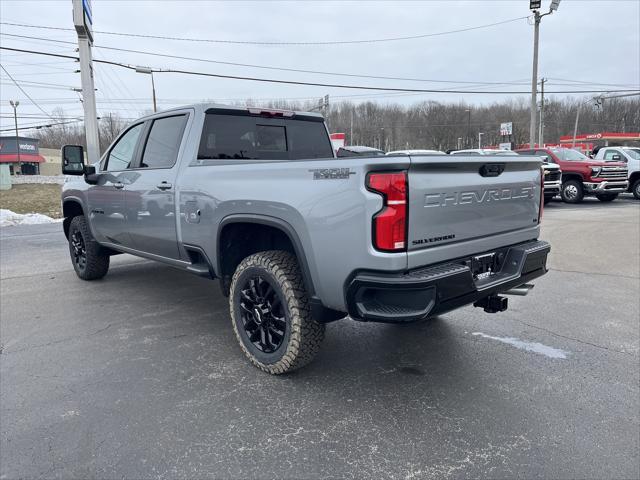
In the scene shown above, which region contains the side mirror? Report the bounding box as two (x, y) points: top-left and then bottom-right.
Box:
(61, 145), (85, 175)
(612, 154), (622, 161)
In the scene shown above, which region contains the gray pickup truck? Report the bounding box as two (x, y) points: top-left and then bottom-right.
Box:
(61, 104), (550, 374)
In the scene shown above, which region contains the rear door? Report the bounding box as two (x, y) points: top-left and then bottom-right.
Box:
(406, 154), (541, 266)
(124, 113), (190, 259)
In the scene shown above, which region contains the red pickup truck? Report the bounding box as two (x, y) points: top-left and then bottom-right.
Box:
(515, 147), (628, 203)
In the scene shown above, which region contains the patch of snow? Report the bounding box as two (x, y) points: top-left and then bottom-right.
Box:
(11, 175), (65, 185)
(0, 209), (62, 227)
(472, 332), (568, 359)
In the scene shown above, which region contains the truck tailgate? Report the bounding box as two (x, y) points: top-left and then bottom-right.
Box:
(406, 155), (542, 268)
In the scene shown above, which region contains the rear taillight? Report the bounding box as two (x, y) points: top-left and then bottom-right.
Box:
(367, 172), (407, 252)
(538, 166), (545, 222)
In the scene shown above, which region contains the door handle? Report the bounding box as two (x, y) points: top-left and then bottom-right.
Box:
(113, 182), (124, 189)
(156, 182), (173, 191)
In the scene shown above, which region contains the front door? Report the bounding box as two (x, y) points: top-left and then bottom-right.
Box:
(87, 122), (145, 247)
(124, 114), (189, 260)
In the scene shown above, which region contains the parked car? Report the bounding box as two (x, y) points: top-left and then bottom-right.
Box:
(60, 104), (550, 374)
(336, 145), (385, 157)
(593, 146), (640, 199)
(386, 149), (445, 156)
(515, 147), (628, 203)
(449, 149), (520, 156)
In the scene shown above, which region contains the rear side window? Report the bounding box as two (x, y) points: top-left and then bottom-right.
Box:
(140, 115), (188, 169)
(197, 114), (333, 161)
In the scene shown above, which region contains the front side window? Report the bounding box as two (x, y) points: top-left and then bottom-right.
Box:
(105, 123), (144, 171)
(140, 115), (188, 169)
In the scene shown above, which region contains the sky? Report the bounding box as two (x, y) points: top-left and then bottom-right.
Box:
(1, 0), (639, 132)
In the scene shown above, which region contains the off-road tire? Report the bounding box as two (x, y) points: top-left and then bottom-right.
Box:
(229, 250), (325, 374)
(596, 193), (618, 202)
(632, 179), (640, 200)
(68, 215), (110, 280)
(561, 180), (584, 204)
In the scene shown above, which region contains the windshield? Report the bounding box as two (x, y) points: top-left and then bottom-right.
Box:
(624, 148), (640, 160)
(551, 148), (589, 161)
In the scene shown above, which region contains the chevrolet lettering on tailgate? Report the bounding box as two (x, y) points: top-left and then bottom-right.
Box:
(424, 185), (534, 208)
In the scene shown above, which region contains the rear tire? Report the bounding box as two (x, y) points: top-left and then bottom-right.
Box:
(632, 179), (640, 200)
(229, 250), (325, 374)
(596, 193), (618, 202)
(561, 180), (584, 204)
(68, 215), (110, 280)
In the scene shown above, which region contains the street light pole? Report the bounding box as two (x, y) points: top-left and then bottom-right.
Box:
(529, 0), (561, 148)
(529, 10), (540, 148)
(538, 77), (546, 147)
(151, 72), (157, 113)
(478, 132), (484, 149)
(135, 66), (157, 113)
(9, 100), (20, 173)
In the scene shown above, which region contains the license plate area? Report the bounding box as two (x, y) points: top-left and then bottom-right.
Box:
(467, 250), (507, 281)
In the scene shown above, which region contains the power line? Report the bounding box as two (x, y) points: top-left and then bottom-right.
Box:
(0, 17), (529, 46)
(0, 64), (55, 119)
(0, 78), (78, 89)
(1, 32), (532, 86)
(0, 119), (84, 132)
(4, 33), (637, 91)
(2, 46), (640, 95)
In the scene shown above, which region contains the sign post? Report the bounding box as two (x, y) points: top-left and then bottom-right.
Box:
(72, 0), (100, 164)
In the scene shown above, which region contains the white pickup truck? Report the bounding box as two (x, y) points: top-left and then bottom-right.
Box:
(593, 146), (640, 199)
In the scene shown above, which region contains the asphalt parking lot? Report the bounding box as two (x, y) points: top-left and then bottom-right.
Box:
(1, 196), (638, 479)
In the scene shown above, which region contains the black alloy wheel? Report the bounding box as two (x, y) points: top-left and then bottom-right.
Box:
(238, 275), (287, 354)
(70, 229), (88, 272)
(67, 215), (110, 280)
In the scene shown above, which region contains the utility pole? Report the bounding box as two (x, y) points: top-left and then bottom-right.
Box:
(9, 100), (20, 173)
(538, 77), (546, 147)
(465, 108), (471, 147)
(529, 0), (561, 148)
(72, 0), (100, 163)
(478, 132), (484, 149)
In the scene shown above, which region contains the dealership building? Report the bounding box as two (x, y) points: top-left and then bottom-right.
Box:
(0, 136), (48, 175)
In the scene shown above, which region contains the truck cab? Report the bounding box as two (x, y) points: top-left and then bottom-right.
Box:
(515, 147), (628, 203)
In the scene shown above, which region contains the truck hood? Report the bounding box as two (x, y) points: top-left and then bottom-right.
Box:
(579, 161), (627, 167)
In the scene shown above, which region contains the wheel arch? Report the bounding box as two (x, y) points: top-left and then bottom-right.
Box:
(628, 171), (640, 185)
(216, 214), (316, 297)
(62, 197), (86, 239)
(561, 172), (584, 183)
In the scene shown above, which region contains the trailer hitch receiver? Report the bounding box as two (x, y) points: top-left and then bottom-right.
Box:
(473, 295), (508, 313)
